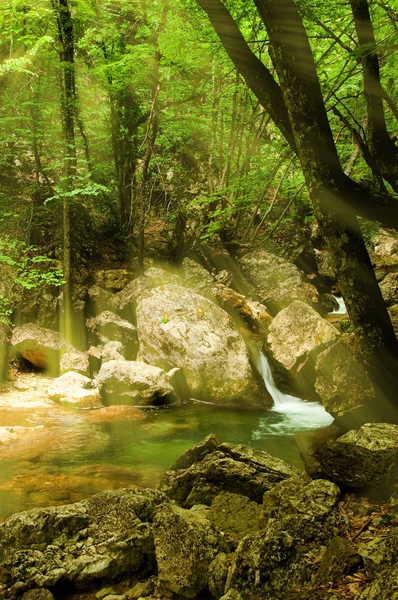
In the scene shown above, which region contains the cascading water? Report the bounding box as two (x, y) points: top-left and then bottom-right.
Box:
(252, 350), (334, 437)
(330, 295), (346, 315)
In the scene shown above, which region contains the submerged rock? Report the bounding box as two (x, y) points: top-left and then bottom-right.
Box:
(136, 284), (270, 407)
(97, 360), (178, 406)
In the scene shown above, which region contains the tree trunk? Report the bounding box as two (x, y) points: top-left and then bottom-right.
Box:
(195, 0), (398, 229)
(349, 0), (398, 192)
(52, 0), (77, 343)
(253, 0), (398, 416)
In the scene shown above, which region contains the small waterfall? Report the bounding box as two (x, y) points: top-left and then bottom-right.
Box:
(330, 295), (346, 315)
(254, 351), (334, 435)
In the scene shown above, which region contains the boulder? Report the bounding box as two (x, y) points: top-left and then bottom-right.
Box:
(0, 489), (166, 592)
(153, 503), (228, 598)
(267, 300), (339, 372)
(159, 437), (298, 506)
(111, 276), (151, 313)
(208, 553), (235, 599)
(314, 248), (336, 281)
(22, 590), (55, 600)
(97, 360), (178, 406)
(372, 230), (398, 268)
(181, 257), (215, 296)
(19, 286), (60, 329)
(379, 272), (398, 307)
(60, 350), (90, 376)
(314, 337), (375, 418)
(213, 283), (272, 332)
(226, 476), (341, 598)
(136, 284), (270, 407)
(313, 422), (398, 489)
(47, 372), (101, 409)
(86, 311), (138, 357)
(388, 304), (398, 338)
(208, 491), (261, 539)
(101, 341), (126, 363)
(10, 323), (71, 373)
(238, 250), (320, 313)
(94, 269), (131, 290)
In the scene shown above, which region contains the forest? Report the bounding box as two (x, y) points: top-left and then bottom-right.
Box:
(1, 0), (398, 599)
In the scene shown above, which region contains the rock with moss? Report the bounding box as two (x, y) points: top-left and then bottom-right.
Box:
(314, 337), (375, 418)
(86, 311), (138, 357)
(208, 492), (261, 539)
(97, 360), (178, 407)
(60, 350), (90, 376)
(152, 503), (228, 598)
(238, 250), (320, 313)
(136, 284), (270, 407)
(267, 301), (340, 373)
(260, 475), (340, 530)
(10, 323), (71, 373)
(0, 489), (167, 595)
(159, 439), (298, 506)
(94, 269), (132, 291)
(315, 536), (360, 584)
(313, 423), (398, 489)
(47, 371), (101, 408)
(208, 553), (235, 599)
(379, 272), (398, 307)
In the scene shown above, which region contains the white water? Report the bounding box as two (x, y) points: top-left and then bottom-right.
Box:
(330, 295), (346, 315)
(253, 352), (334, 437)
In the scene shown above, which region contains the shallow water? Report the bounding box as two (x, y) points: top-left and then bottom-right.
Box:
(0, 397), (333, 521)
(0, 358), (334, 522)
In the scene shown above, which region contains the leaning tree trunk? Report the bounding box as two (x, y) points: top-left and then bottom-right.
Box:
(253, 0), (398, 418)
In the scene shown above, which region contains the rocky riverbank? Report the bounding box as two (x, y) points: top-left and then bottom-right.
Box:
(1, 428), (398, 600)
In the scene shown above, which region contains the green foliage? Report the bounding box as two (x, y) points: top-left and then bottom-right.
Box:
(0, 238), (65, 291)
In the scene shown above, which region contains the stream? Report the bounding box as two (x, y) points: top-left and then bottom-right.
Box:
(0, 352), (333, 521)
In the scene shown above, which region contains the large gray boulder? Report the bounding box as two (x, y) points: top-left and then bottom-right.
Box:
(312, 423), (398, 489)
(96, 360), (178, 406)
(153, 503), (228, 598)
(47, 371), (101, 409)
(10, 323), (71, 373)
(136, 284), (270, 407)
(111, 276), (151, 313)
(238, 250), (320, 313)
(267, 300), (339, 373)
(0, 489), (166, 593)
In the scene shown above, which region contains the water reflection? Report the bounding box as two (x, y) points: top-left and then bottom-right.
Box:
(0, 396), (335, 522)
